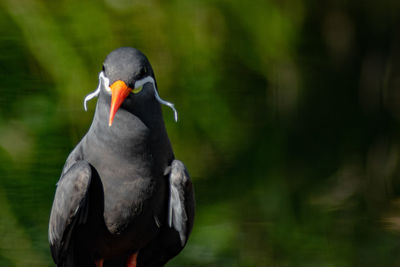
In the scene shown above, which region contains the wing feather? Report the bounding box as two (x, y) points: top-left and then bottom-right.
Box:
(168, 160), (195, 246)
(48, 161), (92, 264)
(137, 159), (195, 267)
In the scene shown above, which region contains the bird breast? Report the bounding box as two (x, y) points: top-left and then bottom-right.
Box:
(83, 129), (162, 237)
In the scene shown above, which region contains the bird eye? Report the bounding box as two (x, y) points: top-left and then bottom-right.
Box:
(132, 85), (143, 94)
(138, 68), (145, 79)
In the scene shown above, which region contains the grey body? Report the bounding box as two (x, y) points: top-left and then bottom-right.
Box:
(48, 48), (195, 267)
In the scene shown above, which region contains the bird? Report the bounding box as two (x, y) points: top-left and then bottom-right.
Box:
(48, 47), (195, 267)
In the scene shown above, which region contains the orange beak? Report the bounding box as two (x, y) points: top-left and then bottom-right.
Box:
(109, 80), (132, 126)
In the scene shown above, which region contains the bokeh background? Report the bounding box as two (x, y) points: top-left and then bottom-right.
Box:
(1, 0), (400, 266)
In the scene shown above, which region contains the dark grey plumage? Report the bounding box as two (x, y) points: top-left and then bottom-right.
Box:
(137, 160), (195, 267)
(48, 47), (195, 267)
(49, 161), (92, 265)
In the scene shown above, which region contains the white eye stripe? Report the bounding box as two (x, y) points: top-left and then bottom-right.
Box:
(83, 73), (179, 122)
(154, 84), (178, 122)
(100, 71), (111, 91)
(134, 76), (154, 88)
(135, 76), (178, 122)
(83, 71), (110, 111)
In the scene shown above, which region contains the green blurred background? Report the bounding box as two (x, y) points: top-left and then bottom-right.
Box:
(1, 0), (400, 266)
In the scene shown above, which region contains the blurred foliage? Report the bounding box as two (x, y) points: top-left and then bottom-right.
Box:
(0, 0), (400, 266)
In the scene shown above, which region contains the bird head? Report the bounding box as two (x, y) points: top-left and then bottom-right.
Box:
(84, 47), (178, 126)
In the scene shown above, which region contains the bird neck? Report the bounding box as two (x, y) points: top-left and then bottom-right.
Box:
(87, 93), (174, 171)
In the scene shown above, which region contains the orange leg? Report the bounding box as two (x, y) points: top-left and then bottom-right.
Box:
(127, 252), (138, 267)
(95, 259), (104, 267)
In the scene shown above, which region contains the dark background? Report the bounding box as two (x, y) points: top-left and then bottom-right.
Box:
(1, 0), (400, 266)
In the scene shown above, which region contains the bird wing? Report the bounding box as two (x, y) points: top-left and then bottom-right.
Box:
(137, 159), (195, 267)
(48, 160), (92, 265)
(167, 159), (195, 246)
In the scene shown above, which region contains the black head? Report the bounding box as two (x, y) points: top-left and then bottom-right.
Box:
(83, 47), (177, 127)
(103, 47), (154, 88)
